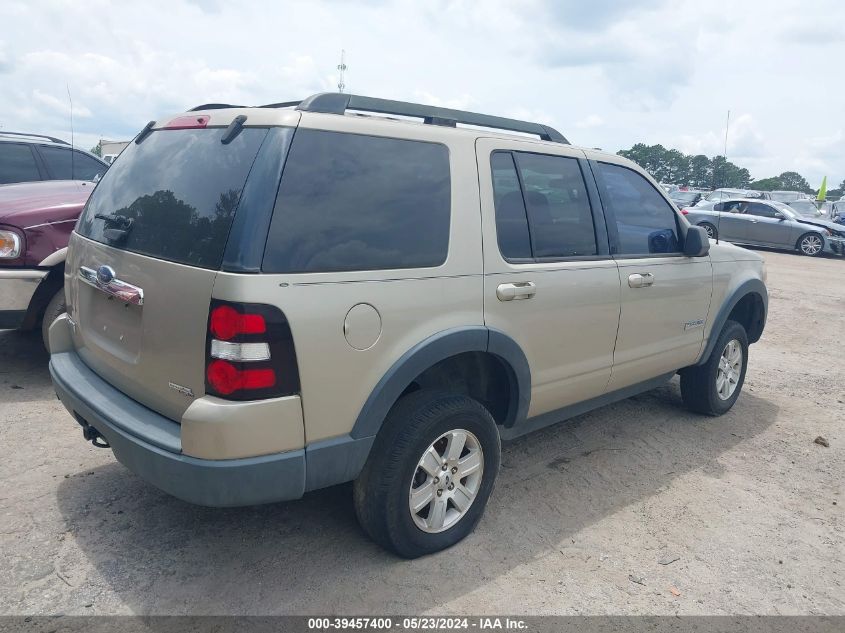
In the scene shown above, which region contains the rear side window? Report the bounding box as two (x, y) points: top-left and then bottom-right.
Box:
(491, 152), (531, 259)
(77, 128), (268, 269)
(595, 162), (680, 256)
(491, 151), (597, 261)
(0, 143), (41, 184)
(263, 130), (450, 273)
(39, 146), (106, 181)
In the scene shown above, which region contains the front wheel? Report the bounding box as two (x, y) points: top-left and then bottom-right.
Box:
(353, 390), (501, 558)
(797, 232), (824, 256)
(680, 320), (748, 416)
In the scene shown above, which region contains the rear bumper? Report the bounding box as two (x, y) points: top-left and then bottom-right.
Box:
(0, 268), (47, 328)
(49, 349), (307, 507)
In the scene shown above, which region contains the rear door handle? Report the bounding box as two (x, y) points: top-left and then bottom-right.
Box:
(496, 281), (536, 301)
(628, 273), (654, 289)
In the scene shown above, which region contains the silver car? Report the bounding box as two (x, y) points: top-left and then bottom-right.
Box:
(695, 188), (765, 205)
(684, 198), (845, 256)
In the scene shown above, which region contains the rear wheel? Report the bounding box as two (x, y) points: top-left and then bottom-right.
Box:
(797, 232), (823, 256)
(353, 390), (500, 558)
(41, 289), (66, 352)
(698, 222), (717, 240)
(680, 320), (748, 416)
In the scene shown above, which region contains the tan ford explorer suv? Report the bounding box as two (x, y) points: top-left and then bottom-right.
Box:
(49, 94), (767, 558)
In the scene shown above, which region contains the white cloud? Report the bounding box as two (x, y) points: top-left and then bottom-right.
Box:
(576, 114), (604, 129)
(0, 0), (843, 185)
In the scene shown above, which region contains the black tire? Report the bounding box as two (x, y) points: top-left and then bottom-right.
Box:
(680, 320), (748, 416)
(797, 232), (824, 257)
(353, 390), (501, 558)
(699, 222), (717, 240)
(41, 289), (66, 352)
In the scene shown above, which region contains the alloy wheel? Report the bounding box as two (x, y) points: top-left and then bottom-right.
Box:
(800, 234), (822, 255)
(716, 339), (742, 400)
(408, 429), (484, 533)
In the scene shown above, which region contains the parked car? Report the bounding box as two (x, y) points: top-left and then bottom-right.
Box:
(786, 199), (825, 218)
(697, 188), (764, 205)
(669, 190), (703, 207)
(49, 93), (767, 558)
(684, 198), (845, 256)
(768, 190), (808, 203)
(0, 132), (107, 185)
(0, 180), (94, 345)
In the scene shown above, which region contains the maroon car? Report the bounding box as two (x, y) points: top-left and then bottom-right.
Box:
(0, 180), (94, 346)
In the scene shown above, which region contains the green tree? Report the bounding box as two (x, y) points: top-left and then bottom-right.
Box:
(89, 142), (102, 157)
(777, 171), (811, 193)
(750, 176), (782, 191)
(688, 154), (711, 189)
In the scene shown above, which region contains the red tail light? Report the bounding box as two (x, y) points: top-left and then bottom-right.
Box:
(210, 305), (266, 340)
(681, 208), (690, 215)
(207, 360), (276, 395)
(205, 300), (300, 400)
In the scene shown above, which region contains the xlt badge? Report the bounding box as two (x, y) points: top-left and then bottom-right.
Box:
(168, 382), (195, 398)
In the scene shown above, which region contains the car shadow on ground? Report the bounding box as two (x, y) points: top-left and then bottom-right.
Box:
(0, 329), (51, 403)
(51, 359), (779, 614)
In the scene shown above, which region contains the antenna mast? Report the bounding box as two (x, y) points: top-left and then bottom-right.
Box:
(715, 109), (730, 245)
(67, 84), (75, 180)
(337, 49), (347, 93)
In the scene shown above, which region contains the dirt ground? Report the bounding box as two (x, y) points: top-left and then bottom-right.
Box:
(0, 249), (842, 616)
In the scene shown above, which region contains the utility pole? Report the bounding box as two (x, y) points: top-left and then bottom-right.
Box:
(337, 49), (347, 93)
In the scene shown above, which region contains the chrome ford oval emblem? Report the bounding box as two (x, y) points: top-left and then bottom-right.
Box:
(96, 265), (116, 286)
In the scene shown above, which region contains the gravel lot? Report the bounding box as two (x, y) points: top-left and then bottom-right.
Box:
(1, 249), (842, 616)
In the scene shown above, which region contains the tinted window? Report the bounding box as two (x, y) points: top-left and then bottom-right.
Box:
(491, 152), (531, 260)
(39, 146), (106, 181)
(263, 130), (450, 273)
(596, 162), (680, 255)
(714, 201), (744, 212)
(745, 202), (779, 218)
(77, 128), (268, 269)
(514, 153), (596, 257)
(0, 143), (41, 184)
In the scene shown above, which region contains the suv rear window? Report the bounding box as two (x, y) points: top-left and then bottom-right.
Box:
(77, 128), (268, 269)
(262, 129), (450, 273)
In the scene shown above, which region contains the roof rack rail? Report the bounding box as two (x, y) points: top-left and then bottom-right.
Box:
(294, 93), (569, 144)
(0, 131), (69, 145)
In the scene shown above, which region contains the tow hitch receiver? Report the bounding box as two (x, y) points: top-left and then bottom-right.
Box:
(75, 414), (111, 448)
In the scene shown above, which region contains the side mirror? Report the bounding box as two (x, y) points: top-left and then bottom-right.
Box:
(684, 225), (710, 257)
(773, 212), (785, 220)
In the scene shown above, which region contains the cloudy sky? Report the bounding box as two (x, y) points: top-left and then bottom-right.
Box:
(1, 0), (843, 186)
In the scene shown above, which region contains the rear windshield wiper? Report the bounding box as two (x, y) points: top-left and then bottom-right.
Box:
(95, 213), (134, 243)
(221, 115), (247, 145)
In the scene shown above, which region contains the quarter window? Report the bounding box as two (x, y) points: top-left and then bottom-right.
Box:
(38, 146), (106, 181)
(595, 162), (681, 255)
(263, 130), (451, 273)
(491, 151), (597, 260)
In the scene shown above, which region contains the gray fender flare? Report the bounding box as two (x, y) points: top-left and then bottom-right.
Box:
(350, 326), (531, 439)
(303, 326), (531, 492)
(697, 278), (768, 365)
